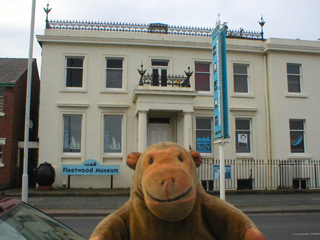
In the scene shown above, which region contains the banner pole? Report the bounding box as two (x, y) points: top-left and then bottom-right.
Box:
(219, 141), (226, 200)
(213, 22), (229, 201)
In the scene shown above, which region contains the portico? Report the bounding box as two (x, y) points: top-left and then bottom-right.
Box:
(133, 88), (197, 151)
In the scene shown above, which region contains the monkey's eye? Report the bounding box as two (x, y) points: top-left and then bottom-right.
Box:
(149, 158), (154, 164)
(178, 156), (183, 162)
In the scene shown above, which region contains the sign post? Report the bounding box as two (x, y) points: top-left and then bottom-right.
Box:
(212, 22), (229, 200)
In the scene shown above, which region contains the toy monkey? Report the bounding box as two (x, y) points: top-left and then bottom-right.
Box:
(90, 142), (265, 240)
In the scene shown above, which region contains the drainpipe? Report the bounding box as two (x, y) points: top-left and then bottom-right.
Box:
(264, 54), (272, 188)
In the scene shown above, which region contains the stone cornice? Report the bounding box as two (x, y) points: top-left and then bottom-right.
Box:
(37, 34), (211, 49)
(264, 38), (320, 54)
(132, 89), (198, 103)
(264, 43), (320, 54)
(37, 33), (320, 54)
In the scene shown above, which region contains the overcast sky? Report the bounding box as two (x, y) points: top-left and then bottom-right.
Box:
(1, 0), (319, 70)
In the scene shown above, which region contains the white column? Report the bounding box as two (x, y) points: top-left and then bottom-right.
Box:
(183, 111), (193, 150)
(138, 110), (148, 152)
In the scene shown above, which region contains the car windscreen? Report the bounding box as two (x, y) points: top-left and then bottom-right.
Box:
(0, 202), (86, 240)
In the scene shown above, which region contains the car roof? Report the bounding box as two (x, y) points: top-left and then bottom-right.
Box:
(0, 197), (21, 214)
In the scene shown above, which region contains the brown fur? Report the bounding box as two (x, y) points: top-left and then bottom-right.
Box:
(90, 142), (265, 240)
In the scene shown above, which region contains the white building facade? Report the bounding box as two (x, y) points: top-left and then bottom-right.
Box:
(37, 21), (320, 189)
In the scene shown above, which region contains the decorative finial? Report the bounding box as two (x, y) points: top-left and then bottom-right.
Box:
(216, 13), (221, 26)
(258, 15), (266, 39)
(138, 62), (147, 86)
(44, 2), (52, 29)
(182, 66), (193, 87)
(258, 15), (266, 27)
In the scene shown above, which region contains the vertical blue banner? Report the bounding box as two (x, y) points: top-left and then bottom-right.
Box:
(212, 24), (229, 140)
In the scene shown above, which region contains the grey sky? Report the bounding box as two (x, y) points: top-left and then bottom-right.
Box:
(1, 0), (319, 67)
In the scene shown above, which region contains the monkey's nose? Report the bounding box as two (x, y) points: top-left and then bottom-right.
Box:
(161, 178), (175, 186)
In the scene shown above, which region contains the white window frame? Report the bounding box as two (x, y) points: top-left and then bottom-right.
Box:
(289, 119), (306, 154)
(61, 55), (87, 92)
(106, 58), (124, 89)
(102, 55), (127, 93)
(231, 62), (254, 98)
(61, 112), (85, 159)
(194, 61), (212, 93)
(287, 63), (302, 93)
(235, 118), (253, 156)
(102, 112), (126, 160)
(233, 63), (249, 93)
(151, 59), (170, 87)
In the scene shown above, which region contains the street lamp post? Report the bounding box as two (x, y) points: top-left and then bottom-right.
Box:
(22, 0), (36, 203)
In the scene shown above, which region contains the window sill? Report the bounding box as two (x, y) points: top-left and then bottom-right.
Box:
(198, 153), (214, 157)
(103, 154), (123, 159)
(196, 91), (213, 96)
(60, 89), (88, 93)
(0, 163), (4, 167)
(285, 93), (308, 98)
(231, 94), (255, 99)
(0, 112), (5, 117)
(100, 90), (128, 94)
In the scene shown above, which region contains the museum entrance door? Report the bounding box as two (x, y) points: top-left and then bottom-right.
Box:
(148, 117), (173, 146)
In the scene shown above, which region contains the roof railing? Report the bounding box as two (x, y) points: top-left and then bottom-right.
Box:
(47, 20), (264, 39)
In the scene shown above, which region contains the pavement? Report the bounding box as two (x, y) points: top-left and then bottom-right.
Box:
(1, 188), (320, 217)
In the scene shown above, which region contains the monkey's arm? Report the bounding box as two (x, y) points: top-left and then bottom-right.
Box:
(90, 202), (131, 240)
(202, 193), (265, 240)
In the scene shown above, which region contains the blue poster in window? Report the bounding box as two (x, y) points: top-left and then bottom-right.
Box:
(291, 133), (304, 153)
(213, 165), (231, 179)
(196, 136), (211, 153)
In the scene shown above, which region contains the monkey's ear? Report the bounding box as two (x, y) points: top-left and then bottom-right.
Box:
(189, 150), (202, 168)
(126, 152), (141, 170)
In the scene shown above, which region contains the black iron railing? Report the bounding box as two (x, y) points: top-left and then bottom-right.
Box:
(139, 74), (190, 87)
(198, 158), (320, 190)
(46, 20), (264, 39)
(138, 66), (193, 87)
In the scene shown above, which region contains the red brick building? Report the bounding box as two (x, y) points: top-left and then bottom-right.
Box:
(0, 58), (40, 188)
